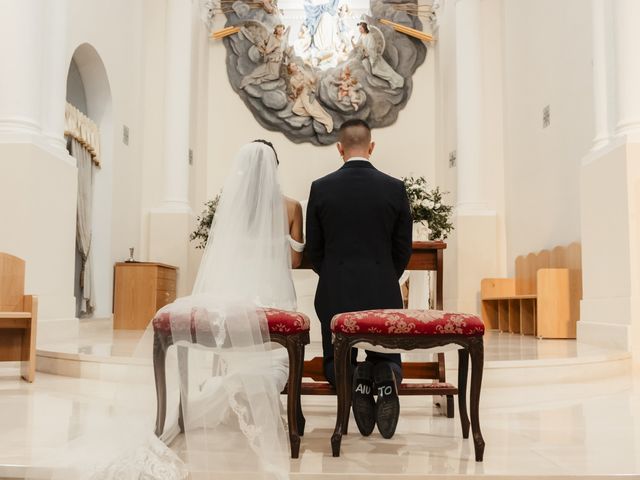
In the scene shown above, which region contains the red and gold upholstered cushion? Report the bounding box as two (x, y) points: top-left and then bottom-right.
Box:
(152, 307), (310, 335)
(330, 309), (484, 336)
(263, 308), (311, 334)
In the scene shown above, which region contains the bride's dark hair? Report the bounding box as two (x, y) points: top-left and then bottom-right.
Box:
(253, 139), (279, 165)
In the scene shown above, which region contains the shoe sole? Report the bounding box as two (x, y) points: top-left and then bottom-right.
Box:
(353, 393), (375, 436)
(374, 366), (400, 439)
(352, 364), (375, 436)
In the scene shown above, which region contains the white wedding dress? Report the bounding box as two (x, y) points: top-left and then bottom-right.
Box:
(29, 143), (301, 480)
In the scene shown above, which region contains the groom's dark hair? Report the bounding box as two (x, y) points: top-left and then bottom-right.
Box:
(253, 138), (279, 165)
(339, 119), (371, 150)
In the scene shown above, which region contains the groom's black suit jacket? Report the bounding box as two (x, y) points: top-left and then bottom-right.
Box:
(306, 159), (413, 383)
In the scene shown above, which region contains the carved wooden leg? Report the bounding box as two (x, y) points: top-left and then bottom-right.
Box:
(177, 345), (188, 434)
(469, 338), (485, 461)
(286, 335), (305, 458)
(297, 339), (307, 437)
(297, 396), (306, 437)
(342, 348), (354, 436)
(331, 333), (351, 457)
(446, 395), (455, 419)
(153, 331), (169, 437)
(457, 348), (470, 439)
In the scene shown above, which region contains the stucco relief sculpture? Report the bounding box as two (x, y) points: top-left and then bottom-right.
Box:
(219, 0), (428, 145)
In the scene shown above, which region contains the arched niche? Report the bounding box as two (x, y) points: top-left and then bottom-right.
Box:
(66, 43), (114, 320)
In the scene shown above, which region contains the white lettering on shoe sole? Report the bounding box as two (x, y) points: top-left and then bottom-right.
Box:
(378, 385), (393, 397)
(355, 384), (371, 395)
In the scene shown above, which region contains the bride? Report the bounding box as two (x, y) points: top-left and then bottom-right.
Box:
(32, 141), (303, 480)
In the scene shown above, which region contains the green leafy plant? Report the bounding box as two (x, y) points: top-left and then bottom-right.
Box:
(190, 194), (220, 249)
(402, 176), (454, 240)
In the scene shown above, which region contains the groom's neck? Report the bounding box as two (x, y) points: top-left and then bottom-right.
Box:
(343, 151), (370, 162)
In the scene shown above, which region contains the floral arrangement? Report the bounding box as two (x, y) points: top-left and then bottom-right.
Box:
(191, 177), (453, 248)
(190, 194), (220, 249)
(402, 176), (454, 241)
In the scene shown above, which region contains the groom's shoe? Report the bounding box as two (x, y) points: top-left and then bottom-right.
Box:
(352, 361), (375, 436)
(374, 363), (400, 439)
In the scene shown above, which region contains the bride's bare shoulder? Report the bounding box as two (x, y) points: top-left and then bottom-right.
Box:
(284, 196), (301, 209)
(284, 196), (302, 218)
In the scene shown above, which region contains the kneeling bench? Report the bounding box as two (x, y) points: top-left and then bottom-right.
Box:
(152, 307), (310, 458)
(330, 309), (485, 461)
(288, 354), (458, 418)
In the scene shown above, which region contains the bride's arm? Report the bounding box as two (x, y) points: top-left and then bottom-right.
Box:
(286, 198), (304, 268)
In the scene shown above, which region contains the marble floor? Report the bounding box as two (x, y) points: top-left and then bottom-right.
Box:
(1, 363), (639, 479)
(0, 320), (639, 478)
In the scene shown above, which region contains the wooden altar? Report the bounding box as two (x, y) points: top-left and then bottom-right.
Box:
(294, 241), (456, 414)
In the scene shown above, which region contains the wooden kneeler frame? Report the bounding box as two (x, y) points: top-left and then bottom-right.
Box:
(284, 354), (457, 418)
(290, 242), (456, 410)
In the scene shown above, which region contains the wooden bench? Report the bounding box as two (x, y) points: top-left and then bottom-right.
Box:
(0, 253), (38, 382)
(481, 243), (582, 339)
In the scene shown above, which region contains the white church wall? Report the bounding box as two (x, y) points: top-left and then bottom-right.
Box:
(501, 0), (594, 272)
(0, 143), (77, 325)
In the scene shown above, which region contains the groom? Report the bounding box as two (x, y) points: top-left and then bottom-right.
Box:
(306, 119), (412, 439)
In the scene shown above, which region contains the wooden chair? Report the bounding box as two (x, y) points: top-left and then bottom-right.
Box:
(330, 309), (486, 461)
(152, 307), (310, 458)
(0, 253), (38, 382)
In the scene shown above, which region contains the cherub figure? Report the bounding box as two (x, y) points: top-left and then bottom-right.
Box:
(333, 66), (363, 111)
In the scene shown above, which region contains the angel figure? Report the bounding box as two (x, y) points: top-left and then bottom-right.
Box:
(352, 22), (405, 89)
(260, 0), (278, 14)
(287, 63), (334, 133)
(333, 66), (363, 111)
(240, 23), (289, 89)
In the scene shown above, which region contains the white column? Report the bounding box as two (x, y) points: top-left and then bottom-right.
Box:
(590, 0), (615, 150)
(578, 0), (640, 356)
(451, 0), (498, 314)
(162, 0), (193, 212)
(149, 0), (195, 296)
(0, 1), (77, 329)
(613, 0), (640, 138)
(0, 0), (44, 139)
(455, 0), (485, 213)
(40, 0), (69, 154)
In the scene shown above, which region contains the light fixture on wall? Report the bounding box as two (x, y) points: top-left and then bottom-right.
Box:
(122, 125), (130, 146)
(542, 105), (551, 128)
(449, 150), (457, 168)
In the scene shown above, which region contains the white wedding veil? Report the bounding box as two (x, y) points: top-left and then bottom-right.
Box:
(165, 140), (294, 478)
(26, 142), (293, 480)
(192, 141), (296, 308)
